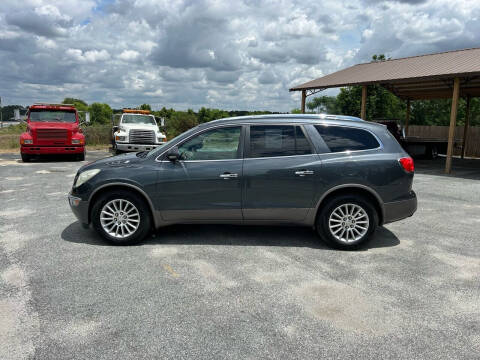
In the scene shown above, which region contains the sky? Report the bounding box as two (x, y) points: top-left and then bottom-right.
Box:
(0, 0), (479, 111)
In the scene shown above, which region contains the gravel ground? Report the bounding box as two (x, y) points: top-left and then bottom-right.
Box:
(0, 151), (479, 360)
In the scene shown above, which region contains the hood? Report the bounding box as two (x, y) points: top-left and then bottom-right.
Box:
(121, 123), (159, 131)
(79, 152), (145, 172)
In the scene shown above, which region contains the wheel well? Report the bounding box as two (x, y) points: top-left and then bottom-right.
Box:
(88, 185), (155, 226)
(316, 187), (384, 225)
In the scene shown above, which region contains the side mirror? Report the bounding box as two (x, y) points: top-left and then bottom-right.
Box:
(85, 112), (90, 124)
(166, 146), (180, 162)
(112, 125), (119, 132)
(155, 116), (165, 127)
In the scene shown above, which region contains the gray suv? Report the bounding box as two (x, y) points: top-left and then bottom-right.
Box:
(68, 115), (417, 249)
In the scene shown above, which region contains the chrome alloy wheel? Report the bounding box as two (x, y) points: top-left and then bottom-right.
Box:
(328, 203), (369, 243)
(100, 199), (140, 238)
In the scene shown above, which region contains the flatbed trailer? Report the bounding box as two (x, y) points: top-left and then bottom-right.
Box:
(400, 136), (461, 159)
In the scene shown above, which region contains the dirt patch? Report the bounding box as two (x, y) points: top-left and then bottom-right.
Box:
(293, 280), (399, 335)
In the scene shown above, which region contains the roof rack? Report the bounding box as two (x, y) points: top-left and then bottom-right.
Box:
(34, 103), (75, 106)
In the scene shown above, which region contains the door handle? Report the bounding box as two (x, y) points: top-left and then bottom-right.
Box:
(295, 170), (314, 177)
(219, 173), (238, 179)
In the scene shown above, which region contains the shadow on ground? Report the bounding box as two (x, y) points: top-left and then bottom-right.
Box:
(415, 156), (480, 180)
(62, 221), (400, 251)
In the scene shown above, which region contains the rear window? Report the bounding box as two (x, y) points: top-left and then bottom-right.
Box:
(249, 125), (312, 158)
(315, 125), (380, 153)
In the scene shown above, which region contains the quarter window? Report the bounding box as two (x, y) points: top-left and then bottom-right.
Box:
(315, 125), (380, 153)
(249, 125), (312, 158)
(178, 126), (241, 160)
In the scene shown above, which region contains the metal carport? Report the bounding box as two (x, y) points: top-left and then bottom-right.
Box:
(289, 47), (480, 173)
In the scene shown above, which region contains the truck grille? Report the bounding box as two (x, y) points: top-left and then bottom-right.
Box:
(129, 129), (155, 144)
(37, 129), (68, 140)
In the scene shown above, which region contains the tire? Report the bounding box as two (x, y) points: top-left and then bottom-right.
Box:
(115, 149), (123, 155)
(77, 152), (85, 161)
(91, 190), (152, 245)
(21, 153), (31, 162)
(316, 194), (378, 250)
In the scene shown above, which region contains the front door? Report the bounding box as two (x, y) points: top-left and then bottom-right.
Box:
(243, 124), (318, 221)
(157, 126), (244, 221)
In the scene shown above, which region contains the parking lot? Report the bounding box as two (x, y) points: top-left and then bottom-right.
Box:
(1, 150), (479, 359)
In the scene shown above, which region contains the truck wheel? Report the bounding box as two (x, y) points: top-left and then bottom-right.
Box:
(91, 190), (152, 245)
(21, 153), (31, 162)
(115, 149), (123, 155)
(316, 194), (378, 250)
(77, 152), (85, 161)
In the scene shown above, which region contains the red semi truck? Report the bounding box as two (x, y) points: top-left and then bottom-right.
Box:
(20, 103), (87, 162)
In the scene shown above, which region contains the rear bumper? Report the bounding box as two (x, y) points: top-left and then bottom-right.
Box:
(21, 146), (85, 155)
(383, 190), (417, 224)
(68, 193), (90, 227)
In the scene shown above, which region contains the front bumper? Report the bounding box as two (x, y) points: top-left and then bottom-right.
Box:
(68, 193), (90, 228)
(21, 145), (85, 155)
(116, 143), (164, 152)
(383, 190), (417, 224)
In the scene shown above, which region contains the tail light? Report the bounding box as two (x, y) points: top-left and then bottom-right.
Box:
(399, 157), (414, 173)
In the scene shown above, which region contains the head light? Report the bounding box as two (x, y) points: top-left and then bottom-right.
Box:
(74, 169), (100, 188)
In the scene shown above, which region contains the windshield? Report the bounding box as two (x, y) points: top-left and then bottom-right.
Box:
(29, 110), (76, 123)
(122, 114), (156, 125)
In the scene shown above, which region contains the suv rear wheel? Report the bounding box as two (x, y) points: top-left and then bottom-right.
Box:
(316, 194), (378, 250)
(91, 190), (151, 245)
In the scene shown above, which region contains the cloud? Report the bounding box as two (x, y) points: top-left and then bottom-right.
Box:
(0, 0), (479, 111)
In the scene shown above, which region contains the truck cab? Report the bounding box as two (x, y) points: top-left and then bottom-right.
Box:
(113, 109), (166, 154)
(20, 103), (86, 162)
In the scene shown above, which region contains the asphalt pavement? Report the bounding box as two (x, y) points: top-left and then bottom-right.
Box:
(0, 151), (479, 359)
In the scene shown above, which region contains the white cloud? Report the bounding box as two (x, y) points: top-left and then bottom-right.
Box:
(118, 50), (140, 61)
(0, 0), (479, 110)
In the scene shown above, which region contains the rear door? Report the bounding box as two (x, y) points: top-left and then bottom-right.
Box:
(242, 124), (319, 221)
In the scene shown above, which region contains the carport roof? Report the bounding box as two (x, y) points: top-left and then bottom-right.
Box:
(289, 47), (480, 99)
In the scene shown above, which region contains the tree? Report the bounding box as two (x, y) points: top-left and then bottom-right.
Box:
(62, 98), (88, 112)
(166, 110), (198, 138)
(306, 96), (338, 114)
(89, 103), (113, 125)
(139, 103), (151, 111)
(198, 107), (229, 123)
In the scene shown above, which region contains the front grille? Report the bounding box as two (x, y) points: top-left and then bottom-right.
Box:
(37, 129), (68, 140)
(129, 129), (155, 144)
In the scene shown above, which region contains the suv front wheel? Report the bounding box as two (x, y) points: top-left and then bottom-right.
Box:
(91, 190), (151, 245)
(316, 194), (378, 250)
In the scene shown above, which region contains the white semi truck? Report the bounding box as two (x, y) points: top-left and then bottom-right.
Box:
(112, 109), (166, 154)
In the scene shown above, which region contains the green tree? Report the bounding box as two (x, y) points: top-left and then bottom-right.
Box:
(139, 103), (151, 111)
(62, 98), (88, 112)
(198, 107), (229, 123)
(89, 103), (113, 125)
(166, 110), (198, 138)
(307, 96), (338, 114)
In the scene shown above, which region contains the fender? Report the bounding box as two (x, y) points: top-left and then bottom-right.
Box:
(309, 183), (385, 225)
(88, 182), (159, 228)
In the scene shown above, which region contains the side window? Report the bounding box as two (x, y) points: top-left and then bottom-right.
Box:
(178, 126), (241, 160)
(295, 126), (312, 155)
(314, 125), (380, 153)
(249, 125), (312, 158)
